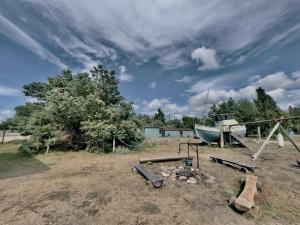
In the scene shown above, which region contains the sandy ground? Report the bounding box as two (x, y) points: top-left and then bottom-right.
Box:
(0, 139), (299, 225)
(0, 132), (29, 143)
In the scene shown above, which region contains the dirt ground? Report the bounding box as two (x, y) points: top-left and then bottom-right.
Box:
(0, 139), (299, 225)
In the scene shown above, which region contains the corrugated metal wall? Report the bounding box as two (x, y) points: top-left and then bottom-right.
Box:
(164, 130), (180, 137)
(144, 128), (161, 137)
(182, 131), (194, 137)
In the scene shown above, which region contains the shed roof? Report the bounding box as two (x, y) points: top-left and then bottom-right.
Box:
(161, 127), (193, 131)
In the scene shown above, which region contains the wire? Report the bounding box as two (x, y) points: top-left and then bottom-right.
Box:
(115, 135), (146, 148)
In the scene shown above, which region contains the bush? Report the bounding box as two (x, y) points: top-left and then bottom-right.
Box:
(18, 138), (45, 154)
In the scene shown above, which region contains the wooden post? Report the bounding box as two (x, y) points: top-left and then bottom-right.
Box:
(196, 145), (199, 169)
(46, 137), (50, 154)
(1, 129), (5, 144)
(279, 125), (300, 153)
(257, 126), (261, 143)
(113, 135), (116, 154)
(229, 126), (232, 148)
(252, 122), (281, 160)
(220, 130), (224, 149)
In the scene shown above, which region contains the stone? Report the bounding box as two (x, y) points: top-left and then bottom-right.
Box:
(191, 168), (195, 172)
(178, 176), (187, 181)
(161, 172), (170, 177)
(186, 179), (197, 184)
(174, 169), (181, 173)
(178, 166), (184, 170)
(168, 166), (177, 171)
(169, 173), (177, 181)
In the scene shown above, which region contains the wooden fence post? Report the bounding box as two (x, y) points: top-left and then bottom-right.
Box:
(257, 126), (261, 143)
(1, 129), (6, 144)
(113, 135), (116, 154)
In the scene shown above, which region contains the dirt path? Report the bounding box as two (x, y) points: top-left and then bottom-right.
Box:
(0, 140), (299, 225)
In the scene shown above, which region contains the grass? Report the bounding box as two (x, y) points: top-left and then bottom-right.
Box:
(0, 143), (49, 180)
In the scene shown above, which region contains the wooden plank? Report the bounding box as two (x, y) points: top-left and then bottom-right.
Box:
(133, 164), (164, 188)
(252, 122), (281, 160)
(234, 174), (257, 211)
(279, 125), (300, 153)
(230, 132), (252, 150)
(210, 156), (256, 172)
(139, 155), (194, 164)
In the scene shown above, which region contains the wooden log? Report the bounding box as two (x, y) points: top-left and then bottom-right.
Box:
(210, 156), (256, 172)
(133, 164), (164, 188)
(252, 122), (281, 160)
(234, 174), (257, 211)
(139, 155), (194, 164)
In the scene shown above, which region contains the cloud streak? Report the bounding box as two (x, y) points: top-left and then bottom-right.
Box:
(0, 14), (66, 69)
(1, 0), (299, 69)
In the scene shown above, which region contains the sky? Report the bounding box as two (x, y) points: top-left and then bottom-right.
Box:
(1, 0), (300, 121)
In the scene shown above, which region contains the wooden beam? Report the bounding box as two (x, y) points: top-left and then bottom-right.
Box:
(139, 155), (194, 164)
(229, 116), (300, 127)
(252, 122), (281, 160)
(279, 125), (300, 153)
(234, 174), (257, 211)
(133, 164), (164, 188)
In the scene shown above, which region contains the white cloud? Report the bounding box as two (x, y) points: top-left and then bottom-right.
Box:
(292, 70), (300, 79)
(119, 65), (134, 82)
(187, 71), (300, 114)
(149, 82), (157, 89)
(0, 85), (20, 96)
(191, 47), (220, 71)
(253, 72), (293, 91)
(142, 98), (187, 118)
(0, 109), (15, 122)
(156, 49), (189, 70)
(175, 75), (193, 83)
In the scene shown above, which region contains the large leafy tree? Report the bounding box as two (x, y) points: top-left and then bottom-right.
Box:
(16, 65), (143, 153)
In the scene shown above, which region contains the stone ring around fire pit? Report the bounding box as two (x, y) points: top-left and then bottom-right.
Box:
(161, 166), (215, 185)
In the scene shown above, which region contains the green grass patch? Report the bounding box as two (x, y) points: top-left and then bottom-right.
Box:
(0, 143), (49, 180)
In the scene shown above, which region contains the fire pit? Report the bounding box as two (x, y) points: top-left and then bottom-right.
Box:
(161, 166), (215, 185)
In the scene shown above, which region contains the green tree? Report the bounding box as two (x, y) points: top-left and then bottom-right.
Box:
(154, 108), (165, 124)
(254, 87), (280, 119)
(236, 99), (258, 123)
(16, 65), (143, 154)
(288, 105), (300, 133)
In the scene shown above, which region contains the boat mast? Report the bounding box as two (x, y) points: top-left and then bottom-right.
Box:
(203, 89), (210, 125)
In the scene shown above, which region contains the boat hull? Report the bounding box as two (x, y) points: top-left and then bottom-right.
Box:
(195, 125), (220, 143)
